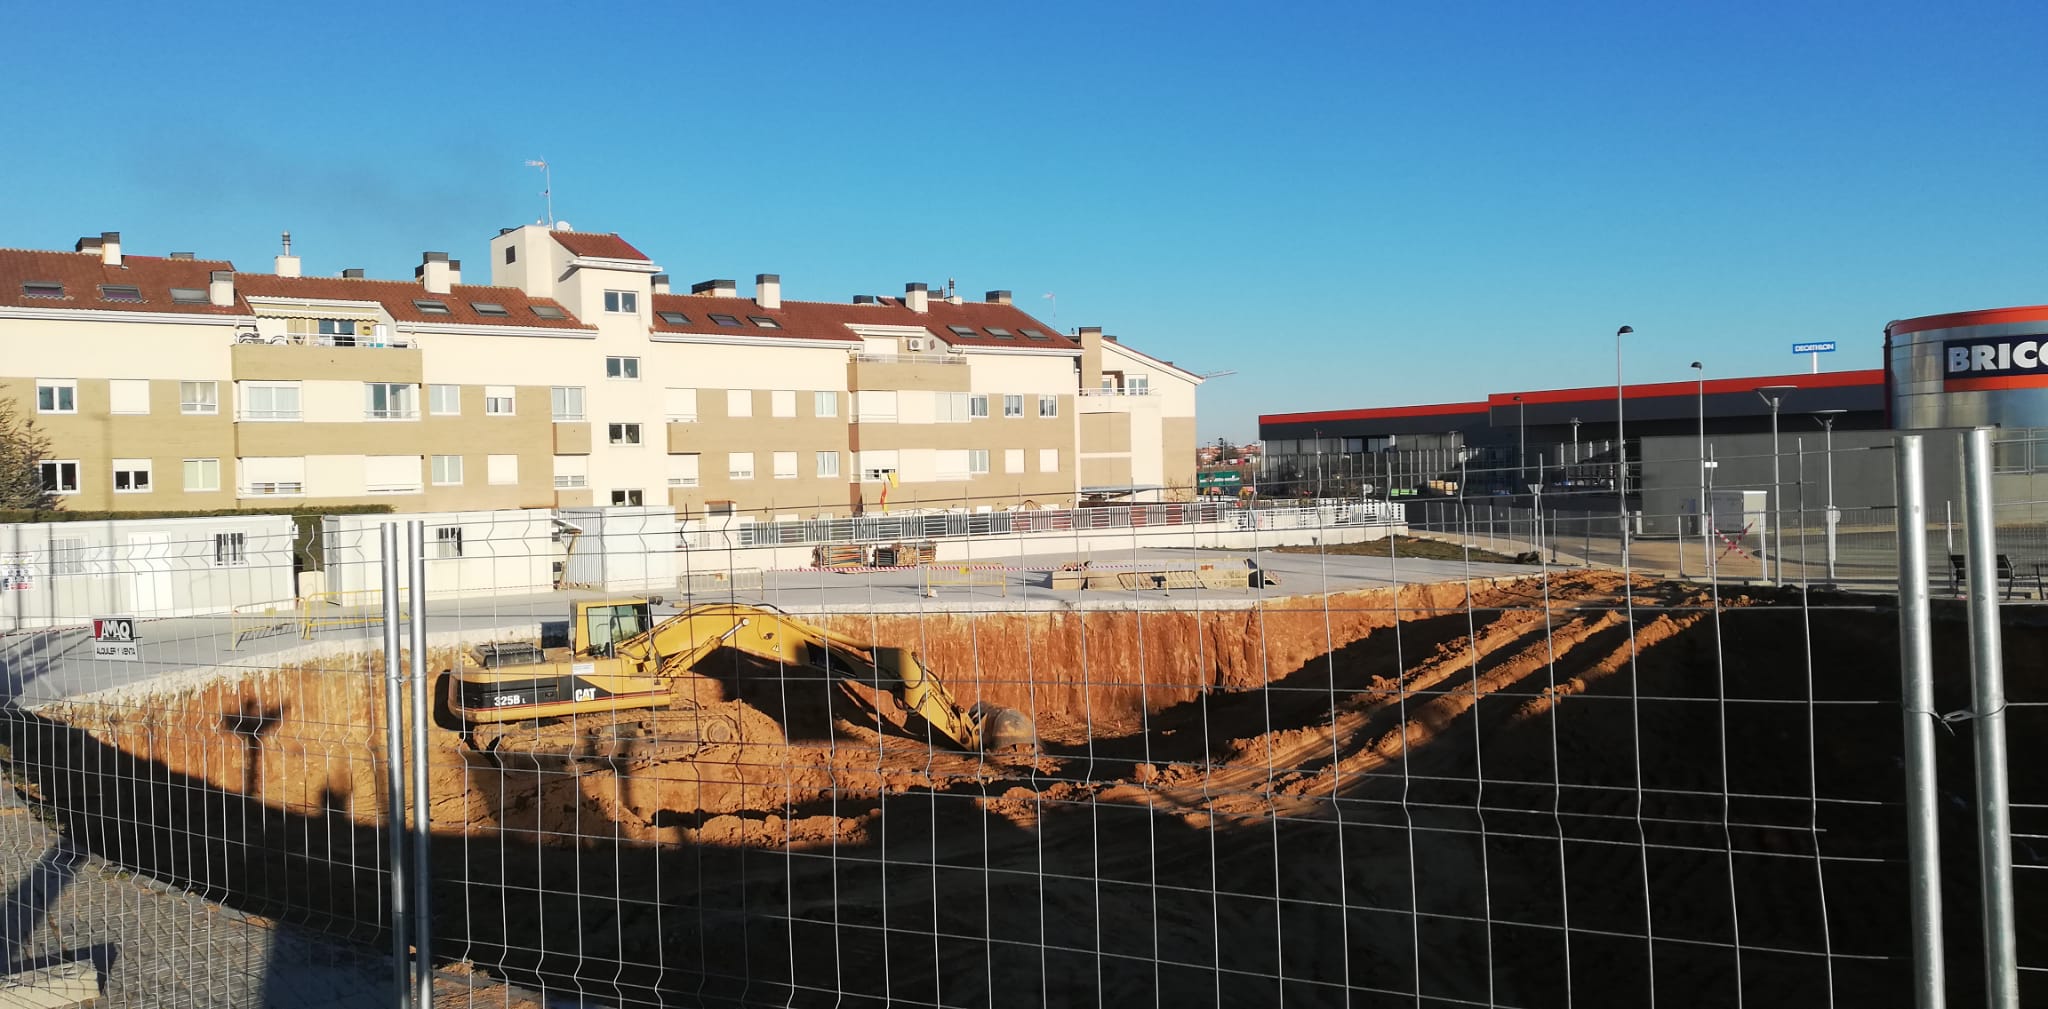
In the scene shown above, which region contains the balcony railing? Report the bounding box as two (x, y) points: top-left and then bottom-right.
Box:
(235, 332), (415, 349)
(852, 353), (965, 365)
(1080, 387), (1153, 397)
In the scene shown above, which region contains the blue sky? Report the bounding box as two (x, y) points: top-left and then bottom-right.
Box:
(4, 1), (2044, 441)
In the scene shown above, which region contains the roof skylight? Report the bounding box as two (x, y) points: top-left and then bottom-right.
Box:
(414, 299), (451, 315)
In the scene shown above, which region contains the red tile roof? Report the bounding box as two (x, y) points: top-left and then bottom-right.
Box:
(0, 248), (244, 317)
(650, 292), (1076, 350)
(549, 231), (649, 261)
(236, 275), (590, 330)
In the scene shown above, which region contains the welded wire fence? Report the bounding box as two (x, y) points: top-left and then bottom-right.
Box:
(0, 472), (2038, 1007)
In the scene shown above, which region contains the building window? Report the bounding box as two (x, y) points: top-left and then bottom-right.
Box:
(726, 389), (753, 418)
(608, 423), (643, 446)
(1004, 448), (1025, 474)
(610, 489), (643, 507)
(485, 386), (515, 416)
(551, 386), (585, 421)
(814, 391), (838, 418)
(504, 245), (517, 264)
(1003, 394), (1023, 418)
(112, 458), (152, 493)
(773, 451), (797, 479)
(861, 465), (897, 483)
(606, 356), (640, 380)
(487, 454), (518, 485)
(1128, 374), (1150, 393)
(970, 394), (988, 419)
(771, 390), (797, 418)
(214, 532), (247, 567)
(1039, 448), (1060, 473)
(855, 390), (897, 422)
(554, 455), (589, 488)
(317, 319), (358, 339)
(857, 450), (899, 483)
(39, 460), (80, 494)
(365, 455), (422, 494)
(239, 456), (305, 497)
(728, 452), (754, 480)
(1039, 395), (1059, 418)
(413, 299), (450, 315)
(21, 281), (62, 299)
(431, 455), (464, 485)
(429, 384), (461, 416)
(667, 453), (700, 487)
(49, 538), (86, 576)
(364, 382), (419, 420)
(603, 290), (638, 314)
(109, 379), (149, 415)
(665, 388), (698, 422)
(180, 381), (218, 415)
(100, 284), (143, 303)
(241, 382), (302, 421)
(433, 526), (464, 559)
(817, 450), (841, 478)
(36, 380), (76, 414)
(183, 458), (220, 492)
(969, 449), (990, 475)
(937, 392), (972, 423)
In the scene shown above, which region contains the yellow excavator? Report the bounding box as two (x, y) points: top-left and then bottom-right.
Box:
(439, 599), (1035, 758)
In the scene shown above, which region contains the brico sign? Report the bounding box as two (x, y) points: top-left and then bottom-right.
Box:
(1944, 334), (2048, 389)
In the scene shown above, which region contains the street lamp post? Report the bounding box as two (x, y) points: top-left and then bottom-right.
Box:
(1570, 417), (1581, 466)
(1814, 409), (1846, 584)
(1756, 385), (1796, 584)
(1514, 394), (1527, 491)
(1690, 361), (1707, 552)
(1616, 326), (1634, 566)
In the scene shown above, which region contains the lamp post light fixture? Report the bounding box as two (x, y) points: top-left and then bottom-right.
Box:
(1755, 384), (1796, 584)
(1616, 326), (1633, 566)
(1814, 408), (1846, 584)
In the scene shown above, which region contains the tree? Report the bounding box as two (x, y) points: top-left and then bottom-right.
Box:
(0, 397), (54, 510)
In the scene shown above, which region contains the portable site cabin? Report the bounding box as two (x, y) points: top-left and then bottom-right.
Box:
(0, 514), (295, 630)
(555, 505), (679, 593)
(318, 509), (558, 599)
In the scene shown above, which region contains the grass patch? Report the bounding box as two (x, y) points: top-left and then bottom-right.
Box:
(1270, 535), (1533, 564)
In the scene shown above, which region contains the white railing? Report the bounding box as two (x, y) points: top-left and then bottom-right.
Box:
(1079, 387), (1154, 397)
(852, 353), (965, 365)
(694, 497), (1406, 550)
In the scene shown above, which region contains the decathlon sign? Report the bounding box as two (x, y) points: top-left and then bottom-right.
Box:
(1945, 335), (2048, 387)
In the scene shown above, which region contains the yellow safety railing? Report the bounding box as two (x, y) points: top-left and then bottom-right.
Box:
(227, 604), (295, 651)
(295, 589), (410, 640)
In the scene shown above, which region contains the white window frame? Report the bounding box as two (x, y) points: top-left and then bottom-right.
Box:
(608, 422), (643, 446)
(180, 381), (219, 415)
(814, 391), (839, 418)
(1003, 394), (1023, 418)
(605, 356), (640, 380)
(431, 454), (464, 486)
(48, 537), (87, 576)
(603, 290), (639, 314)
(1128, 374), (1150, 393)
(816, 450), (841, 478)
(725, 389), (753, 418)
(855, 390), (897, 423)
(728, 452), (755, 480)
(241, 381), (302, 422)
(36, 380), (77, 415)
(109, 379), (150, 415)
(365, 455), (423, 495)
(771, 390), (797, 418)
(610, 489), (644, 506)
(551, 386), (586, 421)
(968, 449), (990, 475)
(969, 394), (988, 419)
(433, 526), (464, 559)
(667, 453), (701, 488)
(772, 451), (798, 480)
(183, 458), (220, 492)
(39, 460), (80, 494)
(111, 458), (153, 493)
(363, 382), (419, 420)
(484, 386), (515, 416)
(665, 388), (699, 422)
(1039, 395), (1059, 418)
(553, 454), (589, 489)
(428, 384), (461, 416)
(214, 532), (248, 568)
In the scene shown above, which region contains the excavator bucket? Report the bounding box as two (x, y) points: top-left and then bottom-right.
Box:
(972, 702), (1038, 752)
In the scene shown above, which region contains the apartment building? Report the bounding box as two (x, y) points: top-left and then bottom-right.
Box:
(0, 226), (1202, 522)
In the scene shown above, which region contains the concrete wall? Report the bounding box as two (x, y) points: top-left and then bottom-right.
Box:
(0, 514), (295, 629)
(321, 509), (558, 598)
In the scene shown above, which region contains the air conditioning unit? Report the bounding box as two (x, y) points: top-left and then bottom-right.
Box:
(906, 338), (926, 352)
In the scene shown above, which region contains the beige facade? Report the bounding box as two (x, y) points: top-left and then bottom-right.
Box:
(1, 228), (1204, 518)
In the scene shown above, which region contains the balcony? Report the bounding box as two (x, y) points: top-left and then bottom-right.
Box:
(232, 341), (422, 383)
(848, 355), (969, 392)
(1079, 387), (1152, 397)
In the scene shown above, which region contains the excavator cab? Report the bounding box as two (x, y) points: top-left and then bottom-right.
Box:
(577, 599), (653, 658)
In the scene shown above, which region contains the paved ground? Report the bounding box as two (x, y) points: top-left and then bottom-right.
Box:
(2, 546), (1536, 710)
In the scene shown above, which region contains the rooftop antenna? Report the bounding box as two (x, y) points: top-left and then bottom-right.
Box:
(280, 230), (292, 255)
(523, 158), (554, 226)
(1041, 291), (1057, 327)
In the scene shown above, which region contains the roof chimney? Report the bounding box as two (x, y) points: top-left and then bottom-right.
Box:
(169, 251), (194, 261)
(756, 273), (781, 310)
(274, 231), (301, 278)
(73, 236), (103, 254)
(208, 270), (235, 308)
(99, 231), (122, 267)
(985, 289), (1012, 306)
(416, 252), (452, 294)
(651, 273), (671, 295)
(342, 268), (366, 279)
(690, 279), (737, 298)
(853, 295), (878, 305)
(904, 282), (929, 314)
(448, 259), (462, 286)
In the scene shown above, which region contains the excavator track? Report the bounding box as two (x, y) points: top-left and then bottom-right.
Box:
(471, 701), (764, 775)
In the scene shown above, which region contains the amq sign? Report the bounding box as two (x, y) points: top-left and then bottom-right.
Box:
(93, 616), (140, 662)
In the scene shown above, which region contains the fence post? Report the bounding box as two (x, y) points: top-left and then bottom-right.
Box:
(378, 522), (411, 1004)
(406, 521), (434, 1008)
(1961, 428), (2020, 1008)
(1894, 434), (1946, 1009)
